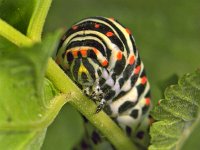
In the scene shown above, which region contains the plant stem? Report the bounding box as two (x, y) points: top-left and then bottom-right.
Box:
(0, 19), (32, 47)
(46, 58), (137, 150)
(27, 0), (52, 42)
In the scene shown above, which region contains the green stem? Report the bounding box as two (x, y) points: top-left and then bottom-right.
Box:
(46, 58), (137, 150)
(0, 19), (32, 47)
(27, 0), (52, 42)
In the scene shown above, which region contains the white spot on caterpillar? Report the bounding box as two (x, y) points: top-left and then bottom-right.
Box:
(105, 77), (114, 86)
(102, 69), (109, 79)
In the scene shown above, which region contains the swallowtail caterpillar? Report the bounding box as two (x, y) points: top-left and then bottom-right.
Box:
(55, 17), (151, 144)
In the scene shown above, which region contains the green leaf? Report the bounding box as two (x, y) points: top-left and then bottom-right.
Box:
(149, 70), (200, 150)
(182, 118), (200, 150)
(158, 74), (179, 99)
(42, 104), (84, 150)
(43, 78), (59, 104)
(0, 32), (66, 150)
(0, 0), (35, 34)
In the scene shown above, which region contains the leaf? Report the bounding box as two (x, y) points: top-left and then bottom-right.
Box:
(149, 70), (200, 150)
(42, 104), (84, 150)
(0, 0), (35, 34)
(158, 74), (179, 99)
(43, 78), (59, 104)
(0, 31), (65, 150)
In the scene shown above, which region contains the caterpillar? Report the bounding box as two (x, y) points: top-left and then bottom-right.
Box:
(55, 16), (151, 147)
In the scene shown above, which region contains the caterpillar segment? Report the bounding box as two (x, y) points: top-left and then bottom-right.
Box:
(56, 16), (151, 147)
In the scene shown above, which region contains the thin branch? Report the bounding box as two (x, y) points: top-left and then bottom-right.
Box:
(27, 0), (52, 42)
(0, 19), (32, 47)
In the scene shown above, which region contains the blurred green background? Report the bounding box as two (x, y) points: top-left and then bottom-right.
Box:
(41, 0), (200, 149)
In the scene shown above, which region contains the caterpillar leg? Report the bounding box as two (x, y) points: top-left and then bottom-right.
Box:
(96, 99), (106, 113)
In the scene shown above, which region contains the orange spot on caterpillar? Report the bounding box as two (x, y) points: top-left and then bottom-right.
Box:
(95, 23), (100, 28)
(72, 25), (78, 30)
(80, 49), (87, 57)
(141, 76), (147, 85)
(106, 32), (114, 37)
(145, 98), (151, 105)
(117, 52), (123, 60)
(134, 65), (141, 74)
(72, 51), (78, 58)
(126, 28), (131, 35)
(93, 48), (99, 54)
(129, 55), (135, 65)
(102, 60), (108, 67)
